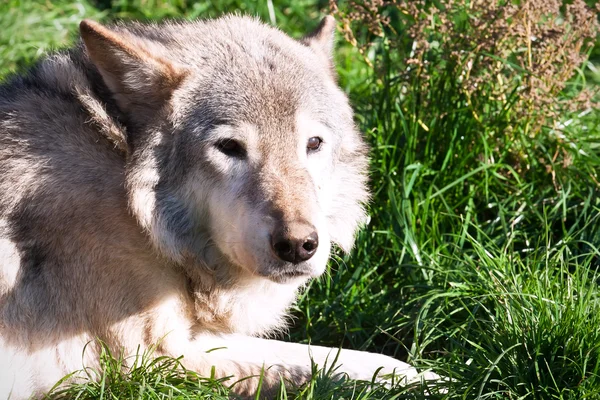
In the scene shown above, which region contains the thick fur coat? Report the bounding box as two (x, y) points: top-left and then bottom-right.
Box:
(0, 15), (433, 398)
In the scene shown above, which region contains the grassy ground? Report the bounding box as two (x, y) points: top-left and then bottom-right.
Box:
(1, 0), (599, 399)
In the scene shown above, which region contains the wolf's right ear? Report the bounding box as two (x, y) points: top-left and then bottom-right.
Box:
(302, 16), (337, 76)
(80, 20), (187, 122)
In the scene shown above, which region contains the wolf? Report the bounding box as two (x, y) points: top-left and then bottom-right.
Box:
(0, 15), (435, 398)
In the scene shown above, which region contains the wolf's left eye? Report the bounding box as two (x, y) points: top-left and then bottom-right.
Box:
(307, 137), (322, 152)
(215, 139), (246, 159)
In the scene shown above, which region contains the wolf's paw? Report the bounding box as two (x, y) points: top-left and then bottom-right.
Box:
(327, 351), (440, 386)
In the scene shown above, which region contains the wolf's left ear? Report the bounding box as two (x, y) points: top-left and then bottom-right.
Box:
(302, 16), (337, 74)
(80, 20), (187, 124)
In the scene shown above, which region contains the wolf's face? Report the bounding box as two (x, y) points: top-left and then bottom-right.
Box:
(187, 114), (337, 282)
(80, 16), (369, 283)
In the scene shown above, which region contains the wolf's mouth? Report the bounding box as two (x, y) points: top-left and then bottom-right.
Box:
(261, 266), (313, 283)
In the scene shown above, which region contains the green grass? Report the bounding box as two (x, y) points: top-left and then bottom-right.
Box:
(2, 0), (599, 399)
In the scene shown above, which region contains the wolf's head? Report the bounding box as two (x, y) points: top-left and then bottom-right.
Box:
(80, 16), (369, 283)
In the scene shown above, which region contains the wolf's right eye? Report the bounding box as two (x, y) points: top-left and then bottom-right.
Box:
(307, 136), (323, 152)
(215, 139), (246, 159)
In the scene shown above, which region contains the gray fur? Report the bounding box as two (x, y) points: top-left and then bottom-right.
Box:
(0, 15), (435, 399)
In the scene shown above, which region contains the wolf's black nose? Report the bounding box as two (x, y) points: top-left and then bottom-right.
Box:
(271, 230), (319, 264)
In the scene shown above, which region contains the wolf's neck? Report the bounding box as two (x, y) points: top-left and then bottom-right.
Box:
(180, 258), (305, 337)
